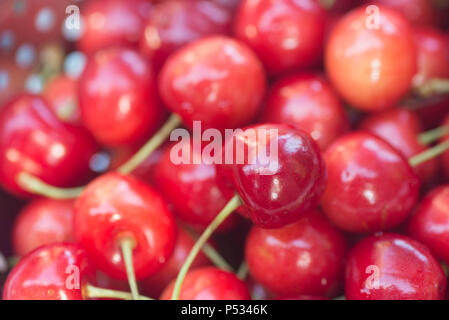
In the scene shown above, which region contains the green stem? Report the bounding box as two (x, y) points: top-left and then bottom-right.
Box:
(319, 0), (336, 9)
(418, 125), (449, 145)
(236, 261), (249, 280)
(171, 194), (242, 300)
(416, 78), (449, 97)
(17, 172), (83, 199)
(83, 283), (152, 300)
(120, 238), (140, 300)
(409, 140), (449, 167)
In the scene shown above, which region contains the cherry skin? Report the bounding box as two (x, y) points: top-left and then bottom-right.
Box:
(245, 210), (347, 297)
(345, 233), (446, 300)
(234, 0), (327, 75)
(158, 36), (266, 131)
(359, 108), (438, 184)
(325, 5), (416, 111)
(218, 124), (327, 229)
(0, 94), (98, 197)
(321, 132), (420, 233)
(79, 47), (164, 146)
(261, 73), (349, 151)
(160, 267), (251, 300)
(3, 243), (94, 300)
(13, 198), (74, 257)
(74, 172), (176, 280)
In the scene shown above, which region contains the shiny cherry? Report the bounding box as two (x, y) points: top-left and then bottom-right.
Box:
(74, 172), (176, 280)
(13, 198), (74, 257)
(234, 0), (327, 75)
(160, 267), (251, 300)
(3, 243), (94, 300)
(246, 210), (347, 297)
(261, 73), (349, 151)
(158, 36), (266, 131)
(345, 233), (446, 300)
(325, 5), (416, 111)
(79, 47), (164, 146)
(321, 132), (420, 233)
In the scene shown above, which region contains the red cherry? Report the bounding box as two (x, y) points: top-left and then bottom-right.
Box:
(0, 94), (98, 197)
(234, 0), (327, 75)
(160, 267), (251, 300)
(246, 211), (347, 297)
(325, 6), (416, 111)
(158, 36), (266, 131)
(218, 124), (327, 228)
(3, 243), (94, 300)
(140, 0), (232, 71)
(79, 47), (164, 146)
(13, 198), (74, 257)
(321, 132), (420, 233)
(74, 172), (176, 280)
(261, 73), (349, 151)
(78, 0), (152, 53)
(345, 233), (446, 300)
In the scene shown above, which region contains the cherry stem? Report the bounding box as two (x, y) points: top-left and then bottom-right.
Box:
(319, 0), (336, 9)
(409, 139), (449, 167)
(236, 261), (248, 280)
(119, 237), (140, 300)
(418, 125), (449, 145)
(117, 114), (182, 175)
(83, 283), (152, 300)
(416, 78), (449, 97)
(17, 172), (84, 199)
(171, 194), (242, 300)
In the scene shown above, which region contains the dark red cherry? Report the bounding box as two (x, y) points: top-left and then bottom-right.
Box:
(79, 47), (164, 146)
(3, 243), (94, 300)
(74, 172), (176, 280)
(218, 124), (327, 228)
(345, 233), (446, 300)
(158, 36), (266, 131)
(325, 6), (416, 111)
(246, 210), (347, 297)
(140, 0), (232, 71)
(360, 108), (438, 183)
(78, 0), (152, 53)
(261, 73), (349, 151)
(13, 198), (74, 257)
(234, 0), (327, 75)
(160, 267), (251, 300)
(321, 132), (420, 233)
(0, 94), (98, 197)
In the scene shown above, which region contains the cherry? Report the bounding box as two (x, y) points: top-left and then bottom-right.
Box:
(0, 94), (98, 197)
(321, 132), (420, 233)
(78, 47), (164, 146)
(245, 210), (347, 297)
(325, 5), (416, 111)
(78, 0), (152, 53)
(3, 243), (94, 300)
(234, 0), (327, 75)
(140, 0), (232, 71)
(160, 267), (251, 300)
(345, 233), (446, 300)
(261, 72), (350, 151)
(158, 36), (266, 131)
(13, 198), (74, 257)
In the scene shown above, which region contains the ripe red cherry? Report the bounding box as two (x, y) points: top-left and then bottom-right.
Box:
(78, 0), (152, 53)
(3, 243), (94, 300)
(234, 0), (327, 75)
(345, 233), (446, 300)
(321, 132), (420, 233)
(261, 73), (349, 151)
(246, 211), (347, 297)
(74, 172), (176, 280)
(79, 47), (164, 146)
(43, 75), (80, 125)
(160, 267), (251, 300)
(13, 198), (74, 257)
(158, 36), (266, 131)
(359, 108), (438, 183)
(218, 124), (327, 228)
(140, 0), (232, 71)
(0, 94), (98, 197)
(325, 6), (416, 111)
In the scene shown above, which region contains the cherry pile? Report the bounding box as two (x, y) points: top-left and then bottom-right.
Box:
(1, 0), (449, 301)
